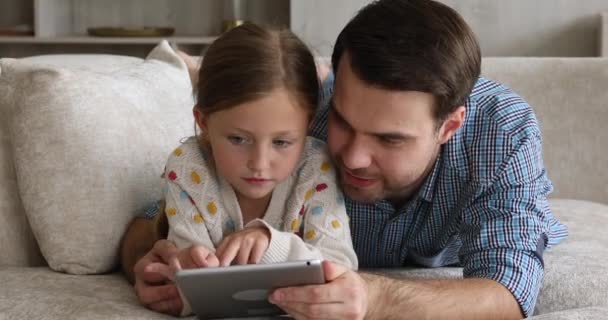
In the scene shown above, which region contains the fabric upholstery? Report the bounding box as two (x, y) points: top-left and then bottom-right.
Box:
(0, 267), (179, 319)
(482, 58), (608, 204)
(0, 52), (143, 268)
(529, 307), (608, 320)
(0, 41), (194, 274)
(371, 199), (608, 316)
(0, 87), (44, 267)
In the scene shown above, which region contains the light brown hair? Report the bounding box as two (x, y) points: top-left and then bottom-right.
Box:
(196, 22), (319, 118)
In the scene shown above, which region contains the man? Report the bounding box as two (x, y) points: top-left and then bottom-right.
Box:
(121, 0), (567, 319)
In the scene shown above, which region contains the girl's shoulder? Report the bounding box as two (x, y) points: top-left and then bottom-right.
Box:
(294, 136), (333, 176)
(164, 136), (213, 173)
(301, 136), (329, 160)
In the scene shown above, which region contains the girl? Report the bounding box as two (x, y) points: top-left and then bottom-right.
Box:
(162, 23), (357, 315)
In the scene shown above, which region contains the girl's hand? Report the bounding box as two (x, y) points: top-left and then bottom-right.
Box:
(215, 226), (271, 266)
(168, 244), (219, 277)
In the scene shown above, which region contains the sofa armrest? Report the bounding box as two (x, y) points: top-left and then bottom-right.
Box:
(600, 12), (608, 56)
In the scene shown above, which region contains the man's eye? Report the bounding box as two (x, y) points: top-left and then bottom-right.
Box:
(330, 110), (348, 128)
(380, 137), (404, 146)
(273, 139), (292, 148)
(228, 136), (247, 145)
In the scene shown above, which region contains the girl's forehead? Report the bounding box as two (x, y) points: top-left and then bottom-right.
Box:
(207, 90), (310, 132)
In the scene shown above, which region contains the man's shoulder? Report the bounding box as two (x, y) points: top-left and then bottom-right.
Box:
(444, 78), (544, 183)
(467, 77), (541, 138)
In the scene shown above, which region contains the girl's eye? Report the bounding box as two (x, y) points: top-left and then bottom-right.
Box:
(273, 139), (292, 148)
(228, 136), (247, 145)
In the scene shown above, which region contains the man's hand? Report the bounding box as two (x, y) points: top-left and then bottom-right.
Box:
(133, 239), (220, 316)
(133, 239), (183, 316)
(215, 226), (271, 266)
(269, 261), (368, 320)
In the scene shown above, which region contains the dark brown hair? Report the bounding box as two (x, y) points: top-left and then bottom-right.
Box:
(196, 23), (319, 117)
(332, 0), (481, 122)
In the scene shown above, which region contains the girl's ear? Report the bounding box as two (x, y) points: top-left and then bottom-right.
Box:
(193, 105), (208, 132)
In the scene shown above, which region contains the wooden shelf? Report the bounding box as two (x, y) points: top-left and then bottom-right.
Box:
(0, 0), (289, 57)
(0, 35), (218, 45)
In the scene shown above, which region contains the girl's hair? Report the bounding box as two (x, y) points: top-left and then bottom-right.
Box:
(196, 23), (319, 117)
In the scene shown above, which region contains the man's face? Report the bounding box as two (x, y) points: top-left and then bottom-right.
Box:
(327, 56), (448, 204)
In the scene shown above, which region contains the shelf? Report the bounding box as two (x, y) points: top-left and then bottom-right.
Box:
(0, 0), (289, 57)
(0, 35), (218, 45)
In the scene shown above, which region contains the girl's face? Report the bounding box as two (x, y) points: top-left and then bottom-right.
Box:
(196, 88), (310, 203)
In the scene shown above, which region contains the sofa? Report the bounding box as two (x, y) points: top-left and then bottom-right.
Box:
(0, 42), (606, 319)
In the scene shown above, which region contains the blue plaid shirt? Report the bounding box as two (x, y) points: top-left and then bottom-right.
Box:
(311, 74), (568, 317)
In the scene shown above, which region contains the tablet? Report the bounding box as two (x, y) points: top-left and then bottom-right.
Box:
(175, 260), (325, 319)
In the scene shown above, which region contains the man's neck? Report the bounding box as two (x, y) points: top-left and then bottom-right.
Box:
(388, 148), (440, 209)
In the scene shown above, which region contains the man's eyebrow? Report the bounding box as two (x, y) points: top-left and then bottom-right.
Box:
(374, 132), (414, 140)
(330, 98), (415, 140)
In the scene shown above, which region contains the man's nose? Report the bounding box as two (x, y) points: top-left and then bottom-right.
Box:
(340, 135), (372, 170)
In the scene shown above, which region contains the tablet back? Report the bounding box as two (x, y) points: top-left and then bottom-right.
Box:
(175, 260), (324, 319)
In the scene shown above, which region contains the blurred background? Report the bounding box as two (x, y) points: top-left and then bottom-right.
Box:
(2, 0), (608, 58)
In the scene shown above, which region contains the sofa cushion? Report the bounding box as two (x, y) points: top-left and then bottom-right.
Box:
(529, 307), (608, 320)
(368, 199), (608, 316)
(0, 41), (194, 274)
(0, 267), (180, 319)
(0, 53), (143, 268)
(535, 199), (608, 314)
(0, 109), (44, 267)
(481, 58), (608, 204)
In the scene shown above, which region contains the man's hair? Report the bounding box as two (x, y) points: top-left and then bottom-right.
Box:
(331, 0), (481, 122)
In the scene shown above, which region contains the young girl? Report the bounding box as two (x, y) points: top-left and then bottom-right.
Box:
(162, 23), (357, 315)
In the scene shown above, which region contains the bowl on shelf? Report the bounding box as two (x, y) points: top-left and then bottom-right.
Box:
(87, 27), (175, 37)
(0, 24), (34, 36)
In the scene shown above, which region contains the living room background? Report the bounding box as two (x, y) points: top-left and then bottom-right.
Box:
(2, 0), (608, 58)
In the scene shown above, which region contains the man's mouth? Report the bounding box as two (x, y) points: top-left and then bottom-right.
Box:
(342, 169), (376, 188)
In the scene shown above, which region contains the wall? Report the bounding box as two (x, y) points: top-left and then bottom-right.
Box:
(291, 0), (608, 57)
(0, 1), (32, 28)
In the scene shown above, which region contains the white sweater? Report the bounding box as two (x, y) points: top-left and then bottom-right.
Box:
(163, 137), (358, 269)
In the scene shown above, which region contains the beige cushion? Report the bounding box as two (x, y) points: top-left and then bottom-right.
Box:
(0, 41), (194, 274)
(377, 199), (608, 316)
(0, 267), (180, 319)
(0, 53), (143, 268)
(0, 91), (45, 267)
(481, 58), (608, 204)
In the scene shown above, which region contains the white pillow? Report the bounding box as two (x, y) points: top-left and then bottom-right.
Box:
(0, 41), (194, 274)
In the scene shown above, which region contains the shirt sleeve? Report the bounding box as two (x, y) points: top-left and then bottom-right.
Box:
(163, 146), (215, 252)
(248, 145), (358, 270)
(248, 191), (358, 270)
(459, 132), (554, 317)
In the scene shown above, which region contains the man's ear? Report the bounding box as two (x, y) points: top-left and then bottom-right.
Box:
(192, 105), (207, 132)
(437, 106), (465, 144)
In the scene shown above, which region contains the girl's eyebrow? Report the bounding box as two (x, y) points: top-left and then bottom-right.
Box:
(231, 127), (299, 136)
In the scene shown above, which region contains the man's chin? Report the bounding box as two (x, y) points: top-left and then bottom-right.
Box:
(342, 185), (382, 204)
